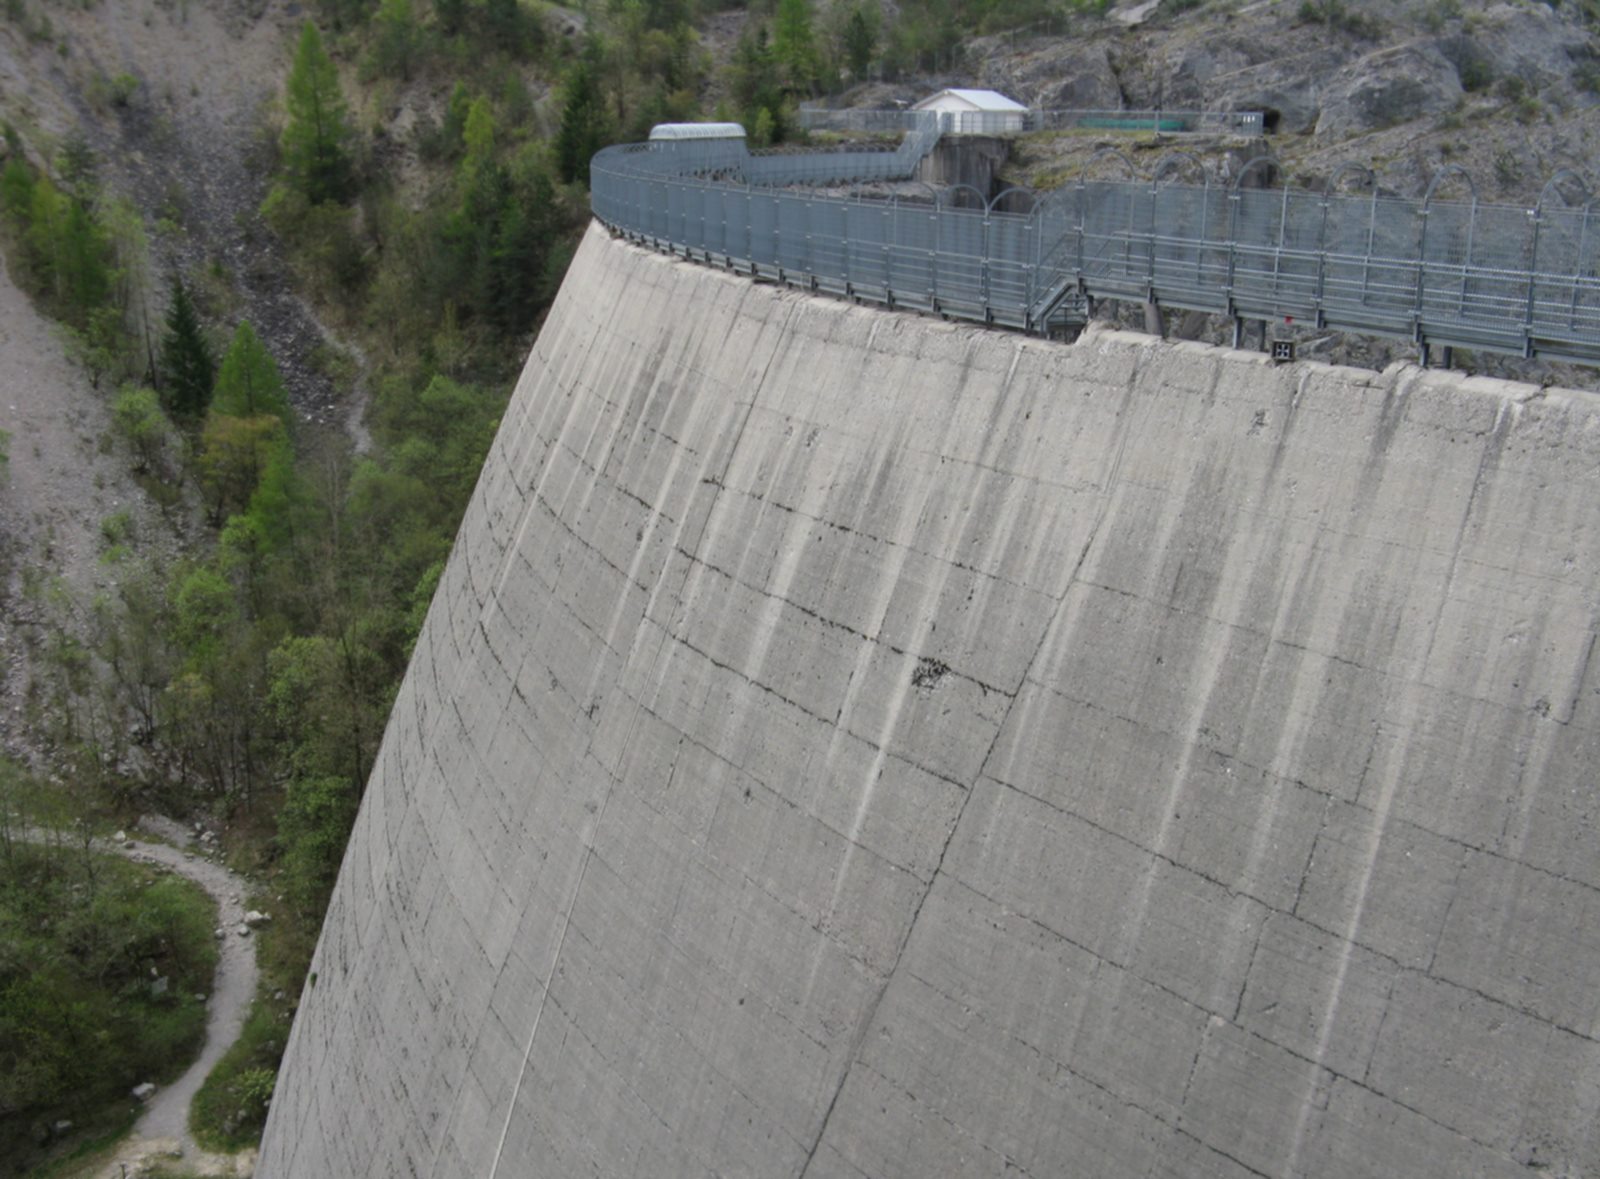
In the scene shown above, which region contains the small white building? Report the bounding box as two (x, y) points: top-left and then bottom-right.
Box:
(911, 89), (1029, 133)
(648, 122), (747, 141)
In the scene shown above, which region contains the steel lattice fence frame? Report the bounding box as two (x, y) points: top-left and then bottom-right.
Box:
(590, 136), (1600, 365)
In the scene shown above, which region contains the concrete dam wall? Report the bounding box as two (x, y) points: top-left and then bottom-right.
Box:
(260, 222), (1600, 1177)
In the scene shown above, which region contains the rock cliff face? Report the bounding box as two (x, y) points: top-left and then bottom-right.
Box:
(969, 0), (1600, 206)
(260, 224), (1600, 1177)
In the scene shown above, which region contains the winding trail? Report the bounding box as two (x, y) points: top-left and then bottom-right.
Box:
(23, 824), (262, 1175)
(120, 831), (259, 1156)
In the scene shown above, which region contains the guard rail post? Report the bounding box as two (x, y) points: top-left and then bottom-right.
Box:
(1524, 204), (1540, 356)
(1416, 202), (1430, 363)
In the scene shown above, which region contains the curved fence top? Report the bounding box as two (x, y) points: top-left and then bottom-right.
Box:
(591, 133), (1600, 367)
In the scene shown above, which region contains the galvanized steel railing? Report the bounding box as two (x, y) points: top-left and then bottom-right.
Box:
(797, 107), (1266, 137)
(590, 136), (1600, 366)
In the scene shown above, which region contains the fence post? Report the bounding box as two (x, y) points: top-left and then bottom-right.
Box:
(832, 199), (842, 292)
(982, 207), (992, 318)
(1075, 176), (1087, 282)
(1226, 187), (1241, 319)
(1414, 204), (1429, 346)
(1417, 167), (1476, 347)
(1524, 172), (1588, 354)
(1316, 193), (1330, 322)
(1570, 202), (1593, 331)
(1031, 199), (1043, 330)
(1524, 205), (1541, 354)
(883, 200), (892, 303)
(1147, 174), (1159, 297)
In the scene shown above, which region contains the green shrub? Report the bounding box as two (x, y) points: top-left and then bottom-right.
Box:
(1458, 54), (1495, 92)
(0, 779), (218, 1168)
(191, 1002), (289, 1149)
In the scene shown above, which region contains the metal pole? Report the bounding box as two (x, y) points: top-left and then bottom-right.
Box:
(982, 207), (992, 317)
(1075, 177), (1087, 282)
(1315, 194), (1331, 323)
(883, 201), (892, 303)
(1361, 188), (1378, 307)
(1570, 203), (1592, 331)
(1414, 203), (1429, 341)
(1226, 188), (1241, 319)
(1272, 184), (1290, 301)
(1523, 206), (1540, 355)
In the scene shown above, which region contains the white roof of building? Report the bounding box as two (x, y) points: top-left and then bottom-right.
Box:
(911, 89), (1028, 112)
(648, 122), (747, 140)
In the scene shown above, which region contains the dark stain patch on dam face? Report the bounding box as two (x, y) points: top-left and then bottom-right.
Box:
(260, 224), (1600, 1179)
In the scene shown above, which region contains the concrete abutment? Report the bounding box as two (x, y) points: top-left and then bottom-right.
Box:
(260, 222), (1600, 1178)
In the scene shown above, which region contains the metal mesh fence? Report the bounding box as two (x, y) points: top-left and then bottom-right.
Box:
(590, 137), (1600, 365)
(797, 108), (1266, 137)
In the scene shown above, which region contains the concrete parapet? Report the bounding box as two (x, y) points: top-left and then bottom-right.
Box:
(261, 222), (1600, 1177)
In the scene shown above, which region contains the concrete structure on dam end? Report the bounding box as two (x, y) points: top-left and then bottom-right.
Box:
(260, 222), (1600, 1177)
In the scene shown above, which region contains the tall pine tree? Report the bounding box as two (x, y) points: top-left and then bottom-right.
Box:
(281, 21), (353, 204)
(160, 277), (216, 421)
(555, 44), (609, 187)
(212, 321), (291, 422)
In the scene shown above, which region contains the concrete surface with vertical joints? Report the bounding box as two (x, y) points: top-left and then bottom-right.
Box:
(259, 221), (1600, 1178)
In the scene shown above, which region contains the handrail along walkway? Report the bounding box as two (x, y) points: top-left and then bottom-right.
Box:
(589, 125), (1600, 366)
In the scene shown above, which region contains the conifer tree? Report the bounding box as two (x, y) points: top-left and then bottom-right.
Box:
(160, 277), (216, 421)
(56, 133), (98, 199)
(774, 0), (818, 92)
(555, 46), (609, 187)
(841, 5), (877, 78)
(212, 321), (291, 422)
(0, 155), (32, 228)
(434, 0), (464, 34)
(281, 21), (353, 204)
(372, 0), (418, 80)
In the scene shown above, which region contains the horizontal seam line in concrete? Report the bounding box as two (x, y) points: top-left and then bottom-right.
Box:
(586, 784), (909, 977)
(1015, 635), (1593, 868)
(710, 469), (1077, 597)
(898, 879), (1545, 1170)
(613, 679), (954, 884)
(672, 539), (1017, 698)
(552, 431), (684, 530)
(966, 776), (1600, 1044)
(736, 397), (1111, 496)
(640, 613), (981, 792)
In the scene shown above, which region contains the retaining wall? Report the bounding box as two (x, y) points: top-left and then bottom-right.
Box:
(260, 222), (1600, 1178)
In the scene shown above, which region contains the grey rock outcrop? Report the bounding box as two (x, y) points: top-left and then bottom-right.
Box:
(997, 42), (1125, 110)
(1207, 49), (1349, 134)
(1316, 41), (1464, 137)
(1453, 2), (1593, 95)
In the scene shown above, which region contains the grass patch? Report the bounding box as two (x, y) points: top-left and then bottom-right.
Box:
(190, 1001), (287, 1150)
(0, 764), (219, 1170)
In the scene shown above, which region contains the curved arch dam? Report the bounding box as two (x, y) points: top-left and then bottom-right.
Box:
(261, 224), (1600, 1177)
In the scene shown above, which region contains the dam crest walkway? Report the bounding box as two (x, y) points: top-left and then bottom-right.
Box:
(591, 123), (1600, 367)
